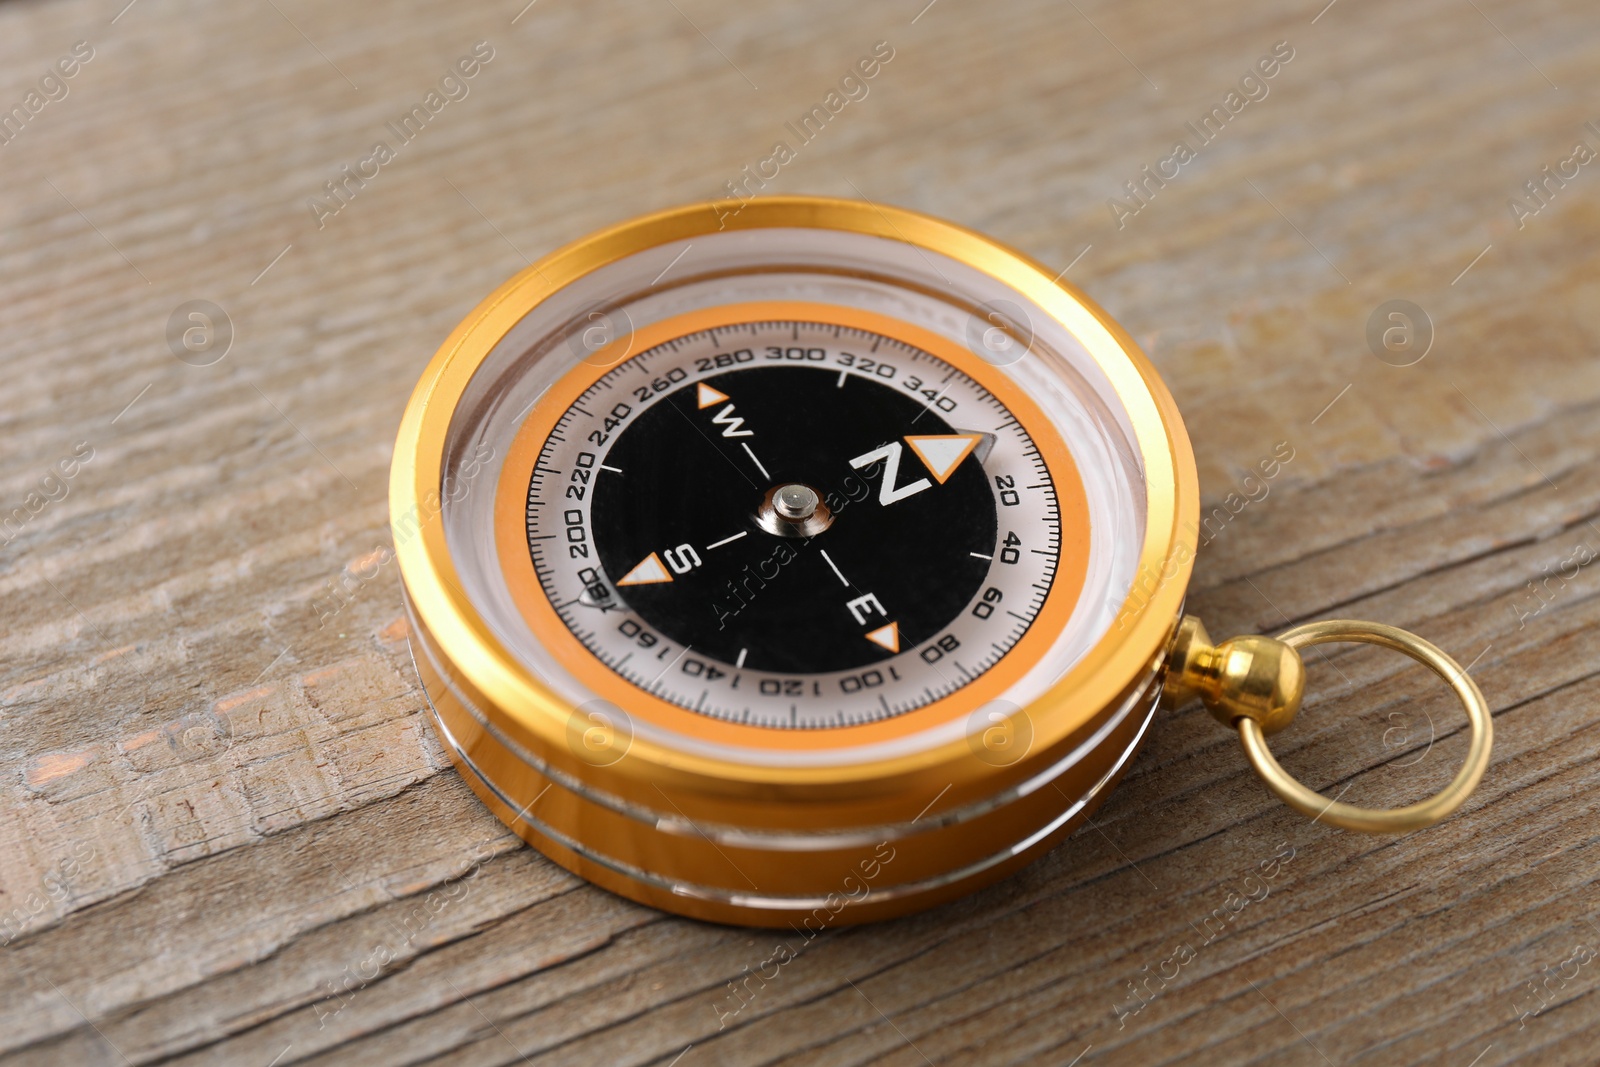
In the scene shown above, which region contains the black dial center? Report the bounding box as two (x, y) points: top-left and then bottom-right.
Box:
(584, 364), (998, 673)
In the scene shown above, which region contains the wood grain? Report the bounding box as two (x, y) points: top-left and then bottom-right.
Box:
(2, 0), (1599, 1063)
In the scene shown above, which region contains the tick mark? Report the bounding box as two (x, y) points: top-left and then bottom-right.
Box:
(706, 531), (748, 550)
(741, 442), (772, 480)
(819, 549), (849, 586)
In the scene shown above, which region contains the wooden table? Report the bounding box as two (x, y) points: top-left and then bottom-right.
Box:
(3, 0), (1598, 1063)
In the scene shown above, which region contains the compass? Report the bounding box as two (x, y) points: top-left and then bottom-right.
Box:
(392, 197), (1492, 926)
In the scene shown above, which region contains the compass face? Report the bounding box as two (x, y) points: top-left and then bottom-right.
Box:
(497, 303), (1091, 731)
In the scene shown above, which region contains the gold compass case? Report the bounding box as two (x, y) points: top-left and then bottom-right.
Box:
(391, 196), (1199, 927)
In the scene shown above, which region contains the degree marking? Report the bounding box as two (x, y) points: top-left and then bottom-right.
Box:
(705, 531), (748, 550)
(819, 549), (849, 587)
(522, 316), (1071, 727)
(649, 644), (691, 684)
(909, 382), (955, 425)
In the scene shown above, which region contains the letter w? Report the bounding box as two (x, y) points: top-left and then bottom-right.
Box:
(711, 404), (754, 437)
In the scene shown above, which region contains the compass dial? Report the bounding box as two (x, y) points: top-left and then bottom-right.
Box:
(496, 305), (1090, 732)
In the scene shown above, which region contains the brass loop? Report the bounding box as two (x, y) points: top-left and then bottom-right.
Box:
(1237, 620), (1493, 833)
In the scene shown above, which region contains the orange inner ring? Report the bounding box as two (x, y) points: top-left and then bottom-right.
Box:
(492, 301), (1093, 751)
